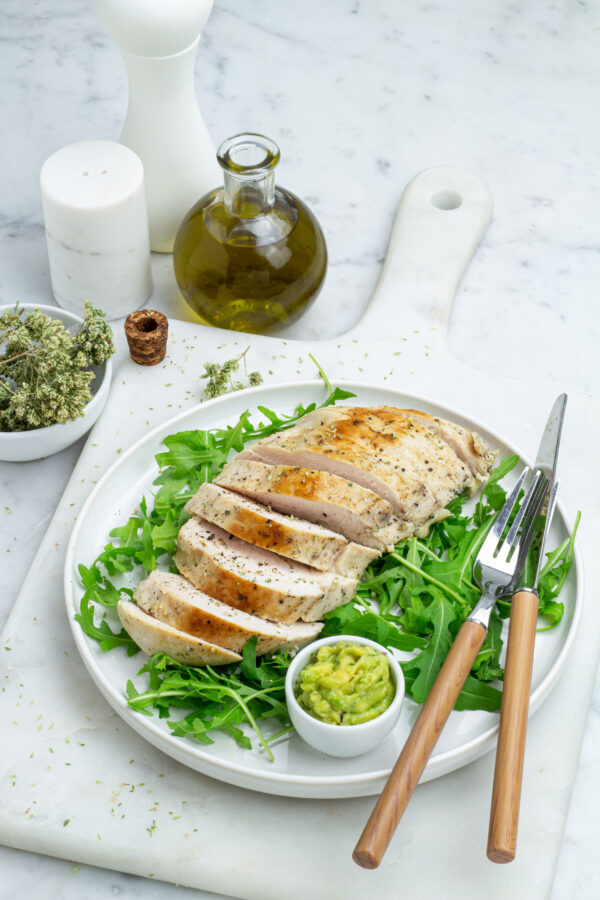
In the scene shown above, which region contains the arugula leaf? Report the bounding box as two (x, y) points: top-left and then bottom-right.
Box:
(78, 562), (102, 588)
(75, 594), (139, 655)
(155, 429), (222, 475)
(321, 603), (425, 652)
(537, 600), (564, 630)
(110, 516), (144, 547)
(137, 519), (156, 573)
(240, 636), (262, 683)
(454, 676), (502, 712)
(474, 454), (518, 525)
(471, 613), (504, 682)
(150, 509), (182, 556)
(401, 596), (457, 703)
(538, 512), (580, 610)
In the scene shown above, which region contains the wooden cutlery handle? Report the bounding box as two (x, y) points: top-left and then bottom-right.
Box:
(487, 588), (539, 864)
(353, 619), (486, 869)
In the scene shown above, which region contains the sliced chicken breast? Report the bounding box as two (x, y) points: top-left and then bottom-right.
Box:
(185, 482), (379, 577)
(135, 571), (323, 655)
(240, 406), (477, 525)
(117, 599), (241, 666)
(215, 459), (411, 551)
(398, 408), (497, 483)
(174, 517), (357, 624)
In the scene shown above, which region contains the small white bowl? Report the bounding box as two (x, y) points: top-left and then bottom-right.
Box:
(0, 304), (112, 462)
(285, 635), (405, 758)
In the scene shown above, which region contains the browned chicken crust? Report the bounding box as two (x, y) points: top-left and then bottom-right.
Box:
(185, 482), (378, 576)
(215, 458), (411, 551)
(174, 517), (357, 624)
(135, 571), (322, 654)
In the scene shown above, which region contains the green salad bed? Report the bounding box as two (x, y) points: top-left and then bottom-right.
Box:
(75, 371), (578, 761)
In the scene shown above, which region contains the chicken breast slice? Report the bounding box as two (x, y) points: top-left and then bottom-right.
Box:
(117, 599), (241, 666)
(240, 406), (477, 526)
(397, 408), (497, 484)
(214, 459), (411, 551)
(174, 517), (358, 624)
(135, 571), (322, 655)
(184, 482), (379, 578)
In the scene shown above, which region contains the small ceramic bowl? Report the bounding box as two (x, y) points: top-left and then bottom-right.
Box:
(285, 634), (405, 758)
(0, 304), (112, 462)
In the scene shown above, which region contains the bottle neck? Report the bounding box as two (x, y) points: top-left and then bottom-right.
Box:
(223, 170), (275, 217)
(218, 133), (280, 219)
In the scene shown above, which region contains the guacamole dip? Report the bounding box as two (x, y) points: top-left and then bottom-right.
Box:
(295, 642), (395, 726)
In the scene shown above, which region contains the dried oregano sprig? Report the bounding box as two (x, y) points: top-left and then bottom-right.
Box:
(0, 301), (115, 432)
(201, 346), (263, 399)
(72, 301), (115, 367)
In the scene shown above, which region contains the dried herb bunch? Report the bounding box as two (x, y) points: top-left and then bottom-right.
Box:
(0, 302), (115, 432)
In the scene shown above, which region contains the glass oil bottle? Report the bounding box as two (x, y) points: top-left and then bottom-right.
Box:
(173, 133), (327, 334)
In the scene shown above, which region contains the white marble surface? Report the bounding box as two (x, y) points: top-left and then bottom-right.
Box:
(1, 0), (599, 897)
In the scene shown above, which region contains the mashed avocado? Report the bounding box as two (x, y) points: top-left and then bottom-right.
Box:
(296, 642), (395, 726)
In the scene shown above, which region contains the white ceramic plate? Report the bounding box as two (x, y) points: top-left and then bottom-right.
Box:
(64, 382), (582, 799)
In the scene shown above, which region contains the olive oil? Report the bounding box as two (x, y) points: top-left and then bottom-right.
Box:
(173, 134), (327, 334)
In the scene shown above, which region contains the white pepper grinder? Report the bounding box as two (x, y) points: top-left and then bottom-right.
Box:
(94, 0), (220, 252)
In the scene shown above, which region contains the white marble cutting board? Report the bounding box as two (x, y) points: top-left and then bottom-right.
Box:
(1, 168), (599, 899)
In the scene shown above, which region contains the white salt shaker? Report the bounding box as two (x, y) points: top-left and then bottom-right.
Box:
(94, 0), (220, 252)
(40, 140), (153, 320)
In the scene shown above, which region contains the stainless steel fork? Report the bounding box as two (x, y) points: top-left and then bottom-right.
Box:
(468, 467), (548, 630)
(353, 466), (548, 870)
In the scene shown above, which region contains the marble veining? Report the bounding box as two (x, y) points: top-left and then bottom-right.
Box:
(1, 0), (599, 897)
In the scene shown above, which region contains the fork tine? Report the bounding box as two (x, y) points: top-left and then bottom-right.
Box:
(516, 477), (555, 568)
(504, 470), (546, 548)
(490, 467), (529, 543)
(497, 470), (547, 565)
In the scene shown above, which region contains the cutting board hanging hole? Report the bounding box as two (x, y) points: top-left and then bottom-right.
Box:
(431, 190), (463, 210)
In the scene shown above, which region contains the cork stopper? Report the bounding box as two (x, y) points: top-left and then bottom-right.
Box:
(124, 309), (168, 365)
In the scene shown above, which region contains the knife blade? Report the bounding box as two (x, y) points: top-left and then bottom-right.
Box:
(532, 393), (566, 578)
(487, 394), (567, 864)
